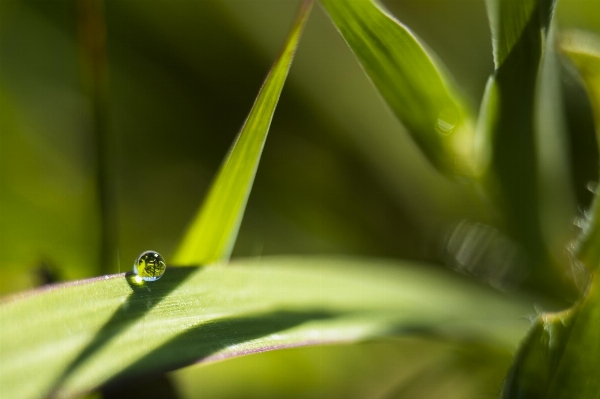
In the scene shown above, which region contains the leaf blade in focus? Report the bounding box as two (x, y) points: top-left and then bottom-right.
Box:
(0, 256), (534, 399)
(173, 0), (313, 266)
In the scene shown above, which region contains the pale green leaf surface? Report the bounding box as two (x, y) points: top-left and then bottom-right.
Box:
(0, 256), (533, 399)
(172, 0), (312, 266)
(320, 0), (475, 176)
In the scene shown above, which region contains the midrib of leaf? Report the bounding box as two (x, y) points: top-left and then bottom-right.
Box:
(0, 256), (534, 399)
(172, 0), (313, 266)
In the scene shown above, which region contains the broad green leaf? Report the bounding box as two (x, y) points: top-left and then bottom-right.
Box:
(478, 0), (558, 293)
(320, 0), (475, 176)
(172, 0), (313, 266)
(501, 31), (600, 399)
(0, 256), (533, 399)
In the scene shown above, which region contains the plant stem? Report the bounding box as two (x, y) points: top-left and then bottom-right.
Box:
(77, 0), (118, 275)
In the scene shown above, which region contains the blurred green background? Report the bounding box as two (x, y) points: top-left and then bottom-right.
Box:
(0, 0), (489, 291)
(1, 0), (599, 397)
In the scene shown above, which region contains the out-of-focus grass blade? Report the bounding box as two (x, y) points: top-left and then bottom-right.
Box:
(502, 31), (600, 399)
(486, 0), (541, 67)
(173, 338), (514, 399)
(502, 282), (600, 399)
(562, 31), (600, 271)
(478, 0), (558, 294)
(0, 256), (533, 399)
(320, 0), (475, 177)
(173, 0), (313, 266)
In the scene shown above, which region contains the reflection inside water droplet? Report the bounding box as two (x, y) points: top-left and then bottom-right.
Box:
(133, 250), (166, 282)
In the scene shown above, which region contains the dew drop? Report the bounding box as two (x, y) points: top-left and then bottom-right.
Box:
(133, 251), (166, 282)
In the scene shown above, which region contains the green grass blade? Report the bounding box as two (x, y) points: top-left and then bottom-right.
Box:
(0, 256), (533, 399)
(501, 32), (600, 399)
(486, 0), (541, 68)
(172, 0), (313, 266)
(477, 0), (558, 293)
(320, 0), (475, 177)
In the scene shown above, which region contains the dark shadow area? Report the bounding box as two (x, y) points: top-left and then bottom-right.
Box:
(102, 373), (181, 399)
(561, 61), (598, 212)
(48, 266), (198, 398)
(100, 309), (334, 391)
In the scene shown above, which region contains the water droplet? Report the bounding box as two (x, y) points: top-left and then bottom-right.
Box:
(133, 251), (166, 282)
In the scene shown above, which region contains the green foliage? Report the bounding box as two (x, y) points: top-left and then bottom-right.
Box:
(321, 0), (475, 176)
(0, 257), (531, 398)
(478, 0), (557, 292)
(501, 31), (600, 398)
(562, 32), (600, 270)
(1, 0), (600, 398)
(173, 0), (312, 266)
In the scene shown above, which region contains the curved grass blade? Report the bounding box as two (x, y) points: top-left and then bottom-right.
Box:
(477, 0), (559, 295)
(320, 0), (475, 177)
(173, 0), (313, 266)
(502, 32), (600, 399)
(0, 256), (533, 399)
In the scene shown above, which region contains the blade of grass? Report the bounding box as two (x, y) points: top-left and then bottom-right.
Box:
(172, 0), (313, 266)
(320, 0), (475, 177)
(0, 256), (534, 399)
(77, 0), (117, 275)
(477, 0), (558, 294)
(502, 31), (600, 399)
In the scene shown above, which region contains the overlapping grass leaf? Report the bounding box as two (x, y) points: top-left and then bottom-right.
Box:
(502, 31), (600, 399)
(477, 0), (557, 283)
(320, 0), (475, 176)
